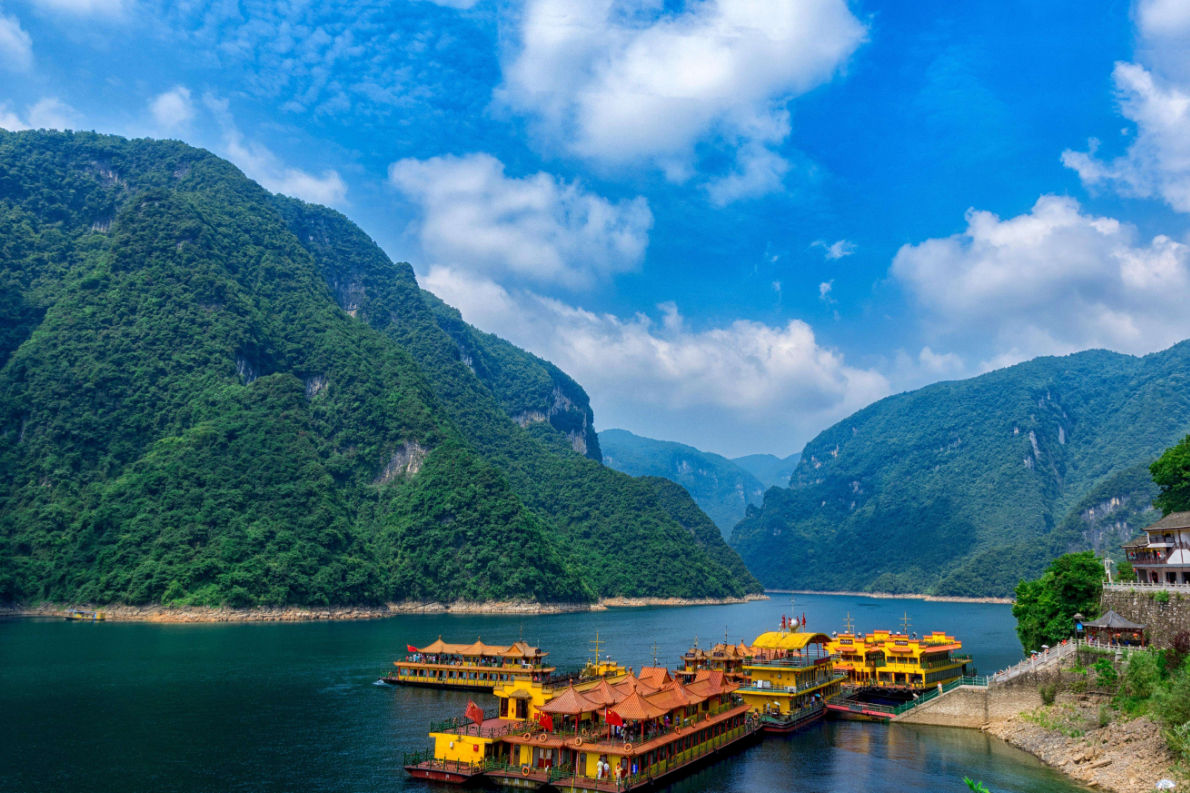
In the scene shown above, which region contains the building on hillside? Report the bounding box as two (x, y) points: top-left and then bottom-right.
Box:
(1124, 511), (1190, 585)
(1083, 610), (1146, 646)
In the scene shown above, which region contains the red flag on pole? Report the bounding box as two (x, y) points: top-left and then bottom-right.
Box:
(605, 710), (624, 727)
(802, 612), (807, 627)
(406, 644), (418, 653)
(465, 700), (485, 726)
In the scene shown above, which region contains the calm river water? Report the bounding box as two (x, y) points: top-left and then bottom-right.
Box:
(0, 594), (1089, 793)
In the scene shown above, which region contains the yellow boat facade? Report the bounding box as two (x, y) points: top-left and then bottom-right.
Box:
(387, 637), (554, 691)
(826, 629), (971, 689)
(736, 626), (845, 732)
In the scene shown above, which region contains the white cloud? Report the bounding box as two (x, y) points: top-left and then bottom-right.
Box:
(422, 265), (888, 455)
(1137, 0), (1190, 39)
(1062, 63), (1190, 213)
(812, 238), (857, 259)
(892, 194), (1190, 365)
(498, 0), (865, 198)
(818, 280), (833, 301)
(0, 98), (81, 130)
(389, 153), (652, 289)
(27, 97), (79, 129)
(205, 95), (347, 206)
(149, 86), (195, 130)
(0, 12), (32, 71)
(29, 0), (126, 15)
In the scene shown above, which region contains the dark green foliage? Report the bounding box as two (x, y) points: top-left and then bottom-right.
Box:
(733, 347), (1190, 596)
(599, 428), (767, 537)
(0, 130), (758, 607)
(275, 195), (762, 601)
(1150, 434), (1190, 515)
(1012, 551), (1103, 652)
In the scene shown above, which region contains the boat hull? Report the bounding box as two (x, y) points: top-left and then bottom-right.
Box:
(759, 705), (825, 734)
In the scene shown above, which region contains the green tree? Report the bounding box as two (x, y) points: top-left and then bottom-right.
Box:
(1012, 551), (1104, 652)
(1150, 434), (1190, 515)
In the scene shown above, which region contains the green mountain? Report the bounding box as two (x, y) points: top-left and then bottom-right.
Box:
(599, 429), (767, 537)
(730, 346), (1190, 598)
(0, 130), (760, 607)
(731, 452), (801, 490)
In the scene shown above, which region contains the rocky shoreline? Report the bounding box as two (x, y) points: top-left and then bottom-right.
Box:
(1, 593), (768, 623)
(773, 588), (1013, 604)
(986, 702), (1181, 793)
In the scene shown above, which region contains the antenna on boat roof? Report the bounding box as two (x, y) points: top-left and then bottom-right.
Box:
(844, 612), (854, 634)
(651, 641), (659, 668)
(591, 631), (602, 666)
(900, 611), (912, 635)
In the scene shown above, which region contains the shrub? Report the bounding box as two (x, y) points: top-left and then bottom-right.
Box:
(1093, 657), (1118, 688)
(1040, 683), (1057, 705)
(1154, 590), (1171, 604)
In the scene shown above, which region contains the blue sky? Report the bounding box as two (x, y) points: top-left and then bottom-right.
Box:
(2, 0), (1189, 457)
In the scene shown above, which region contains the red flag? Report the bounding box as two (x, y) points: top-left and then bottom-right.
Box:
(605, 710), (624, 727)
(537, 712), (554, 732)
(406, 644), (418, 653)
(465, 700), (485, 726)
(802, 612), (806, 627)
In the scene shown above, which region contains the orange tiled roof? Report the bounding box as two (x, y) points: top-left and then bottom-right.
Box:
(638, 667), (672, 687)
(613, 672), (660, 696)
(539, 685), (601, 715)
(646, 680), (702, 710)
(580, 678), (620, 707)
(612, 690), (669, 721)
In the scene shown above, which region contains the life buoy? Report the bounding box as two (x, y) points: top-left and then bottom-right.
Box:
(674, 726), (682, 734)
(623, 743), (632, 752)
(705, 712), (711, 721)
(521, 765), (531, 776)
(522, 732), (531, 740)
(572, 737), (583, 747)
(537, 733), (548, 742)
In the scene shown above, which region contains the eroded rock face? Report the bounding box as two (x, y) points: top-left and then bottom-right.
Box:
(987, 702), (1178, 793)
(375, 441), (428, 484)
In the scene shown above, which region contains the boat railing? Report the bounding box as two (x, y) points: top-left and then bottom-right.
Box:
(429, 709), (501, 734)
(402, 749), (492, 775)
(742, 655), (829, 669)
(739, 673), (846, 696)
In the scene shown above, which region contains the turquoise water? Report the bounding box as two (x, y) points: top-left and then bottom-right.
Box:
(0, 595), (1087, 792)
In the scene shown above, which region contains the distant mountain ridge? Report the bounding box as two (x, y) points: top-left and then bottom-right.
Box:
(730, 345), (1190, 597)
(731, 452), (801, 490)
(0, 130), (759, 607)
(599, 429), (770, 537)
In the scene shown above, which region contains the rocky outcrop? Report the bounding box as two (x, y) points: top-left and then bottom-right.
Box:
(987, 702), (1179, 793)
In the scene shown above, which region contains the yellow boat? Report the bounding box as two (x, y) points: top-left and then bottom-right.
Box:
(734, 617), (845, 733)
(384, 637), (554, 691)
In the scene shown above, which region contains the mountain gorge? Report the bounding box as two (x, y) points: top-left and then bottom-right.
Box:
(0, 130), (760, 608)
(731, 347), (1190, 597)
(599, 428), (771, 537)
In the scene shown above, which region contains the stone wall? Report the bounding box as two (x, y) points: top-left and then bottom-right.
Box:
(894, 680), (1043, 728)
(1100, 587), (1190, 647)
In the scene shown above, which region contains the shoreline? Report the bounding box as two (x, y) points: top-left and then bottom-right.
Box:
(769, 588), (1013, 605)
(0, 593), (768, 623)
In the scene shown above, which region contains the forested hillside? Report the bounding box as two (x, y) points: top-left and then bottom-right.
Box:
(599, 428), (767, 537)
(732, 347), (1190, 597)
(0, 130), (760, 607)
